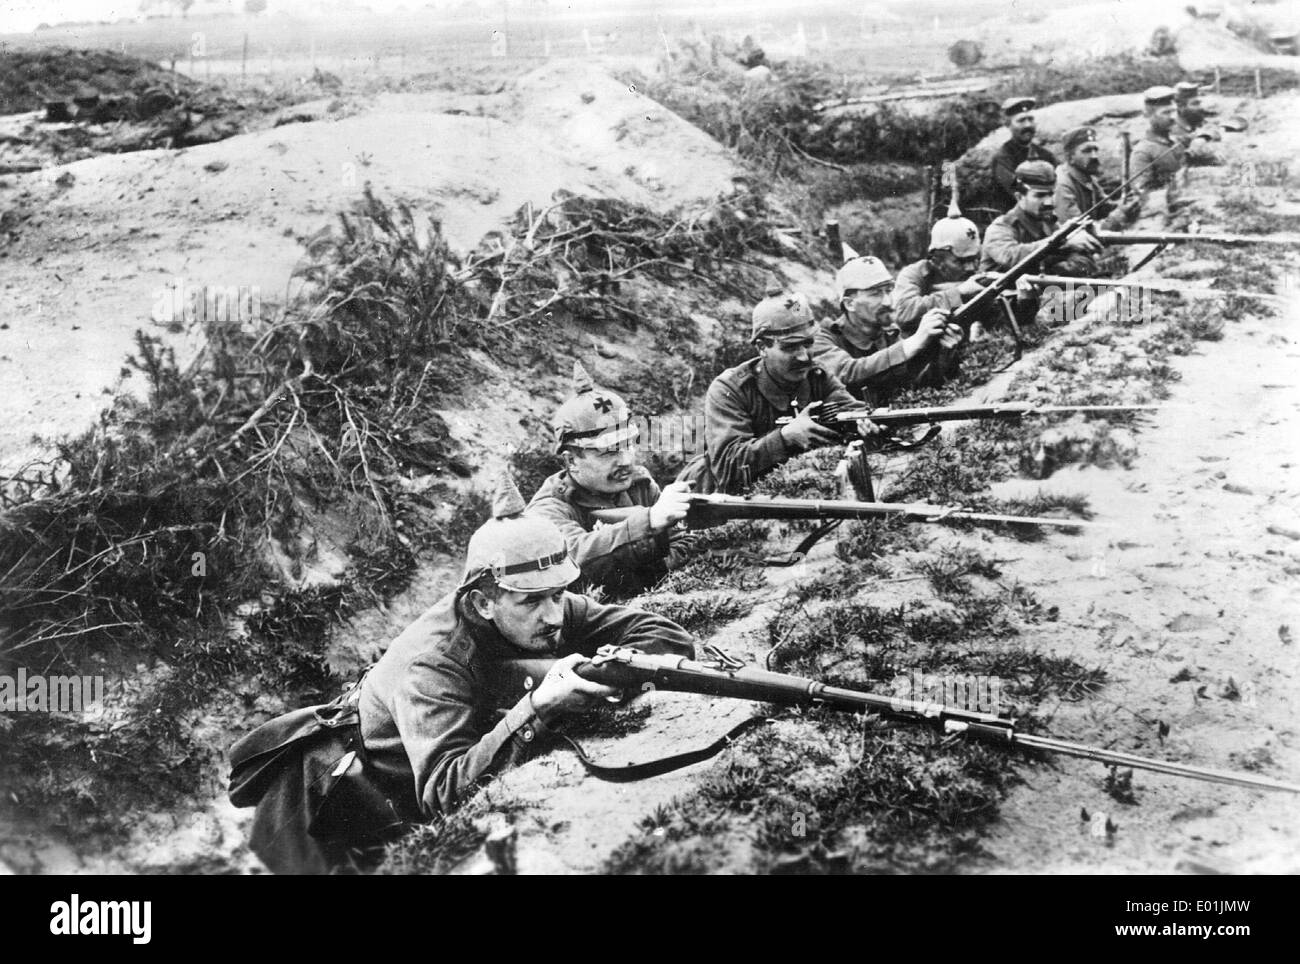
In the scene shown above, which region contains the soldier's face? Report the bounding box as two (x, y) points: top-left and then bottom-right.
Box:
(1070, 141), (1102, 175)
(761, 331), (817, 384)
(475, 587), (567, 653)
(1179, 98), (1205, 125)
(931, 250), (980, 283)
(1018, 186), (1055, 220)
(842, 284), (894, 337)
(1149, 103), (1176, 134)
(1008, 112), (1036, 143)
(565, 443), (637, 495)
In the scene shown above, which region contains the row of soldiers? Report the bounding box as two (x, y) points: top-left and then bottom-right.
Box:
(990, 81), (1220, 212)
(238, 80), (1220, 873)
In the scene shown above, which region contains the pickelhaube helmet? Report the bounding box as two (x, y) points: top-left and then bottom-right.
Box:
(750, 284), (815, 342)
(459, 471), (579, 593)
(835, 256), (893, 299)
(550, 360), (639, 455)
(928, 181), (980, 257)
(929, 217), (980, 257)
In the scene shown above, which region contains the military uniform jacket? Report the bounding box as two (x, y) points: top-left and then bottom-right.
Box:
(990, 139), (1058, 210)
(979, 205), (1058, 272)
(526, 466), (670, 597)
(1053, 162), (1123, 227)
(812, 316), (913, 401)
(1129, 126), (1184, 192)
(1173, 115), (1219, 162)
(358, 592), (694, 819)
(893, 260), (965, 334)
(677, 356), (855, 495)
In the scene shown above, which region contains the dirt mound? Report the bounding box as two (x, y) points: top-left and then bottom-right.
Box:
(0, 58), (744, 477)
(0, 47), (341, 174)
(0, 47), (190, 114)
(507, 60), (741, 209)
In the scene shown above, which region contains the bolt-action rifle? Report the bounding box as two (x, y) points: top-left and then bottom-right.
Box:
(1018, 273), (1286, 302)
(775, 399), (1160, 452)
(496, 646), (1300, 794)
(589, 491), (1105, 532)
(950, 141), (1180, 366)
(1095, 229), (1296, 247)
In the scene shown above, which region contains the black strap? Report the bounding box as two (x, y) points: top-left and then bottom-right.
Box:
(553, 716), (767, 781)
(762, 519), (842, 567)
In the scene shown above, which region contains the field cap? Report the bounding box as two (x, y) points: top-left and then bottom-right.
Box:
(1014, 159), (1056, 188)
(1143, 85), (1176, 106)
(1062, 126), (1098, 154)
(1002, 96), (1036, 117)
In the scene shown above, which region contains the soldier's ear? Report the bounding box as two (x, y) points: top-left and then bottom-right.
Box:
(466, 588), (495, 621)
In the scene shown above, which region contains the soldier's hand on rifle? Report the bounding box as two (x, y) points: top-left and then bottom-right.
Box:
(1014, 276), (1036, 301)
(649, 481), (693, 531)
(530, 652), (621, 721)
(903, 308), (950, 358)
(780, 401), (841, 450)
(854, 418), (881, 438)
(1064, 230), (1103, 254)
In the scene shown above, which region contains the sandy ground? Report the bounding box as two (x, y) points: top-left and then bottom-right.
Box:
(0, 58), (739, 477)
(972, 0), (1300, 70)
(978, 295), (1300, 872)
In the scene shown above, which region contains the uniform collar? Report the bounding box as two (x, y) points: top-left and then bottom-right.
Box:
(457, 593), (566, 660)
(828, 315), (886, 352)
(1009, 204), (1058, 233)
(557, 468), (639, 509)
(755, 356), (811, 412)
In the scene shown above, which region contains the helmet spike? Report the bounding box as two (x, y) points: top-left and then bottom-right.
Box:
(572, 360), (595, 395)
(490, 470), (528, 520)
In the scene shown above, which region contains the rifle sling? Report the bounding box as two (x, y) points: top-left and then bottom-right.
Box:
(554, 716), (768, 781)
(763, 519), (842, 566)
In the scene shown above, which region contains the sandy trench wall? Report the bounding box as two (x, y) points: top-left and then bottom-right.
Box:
(0, 59), (743, 475)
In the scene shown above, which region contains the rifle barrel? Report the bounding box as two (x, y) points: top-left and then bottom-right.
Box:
(819, 403), (1160, 426)
(505, 647), (1300, 795)
(589, 494), (1105, 530)
(1096, 230), (1296, 247)
(1020, 274), (1285, 301)
(1014, 732), (1300, 794)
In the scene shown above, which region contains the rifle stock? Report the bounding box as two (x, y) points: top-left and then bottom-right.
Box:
(496, 646), (1300, 794)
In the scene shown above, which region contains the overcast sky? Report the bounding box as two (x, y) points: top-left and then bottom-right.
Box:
(0, 1), (501, 34)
